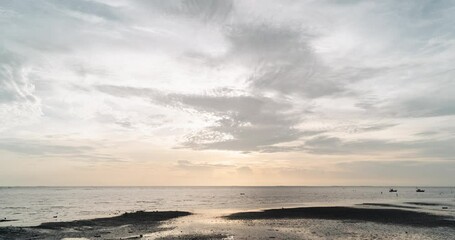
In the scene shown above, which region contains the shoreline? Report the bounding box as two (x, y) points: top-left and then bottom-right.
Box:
(225, 206), (455, 228)
(36, 210), (191, 229)
(0, 211), (191, 240)
(1, 204), (455, 239)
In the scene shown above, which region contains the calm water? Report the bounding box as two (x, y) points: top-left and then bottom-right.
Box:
(1, 186), (455, 226)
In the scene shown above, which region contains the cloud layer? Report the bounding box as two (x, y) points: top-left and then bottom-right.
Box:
(1, 0), (455, 185)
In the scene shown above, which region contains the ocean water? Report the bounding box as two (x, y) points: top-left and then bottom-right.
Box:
(1, 186), (454, 227)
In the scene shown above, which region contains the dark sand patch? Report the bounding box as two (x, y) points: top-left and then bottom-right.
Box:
(405, 202), (446, 206)
(0, 219), (17, 223)
(157, 233), (228, 240)
(37, 210), (190, 229)
(225, 206), (455, 228)
(360, 203), (419, 209)
(0, 211), (191, 240)
(0, 227), (30, 240)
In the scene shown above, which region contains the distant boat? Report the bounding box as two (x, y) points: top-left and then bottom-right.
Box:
(416, 188), (425, 192)
(240, 193), (245, 195)
(389, 188), (397, 192)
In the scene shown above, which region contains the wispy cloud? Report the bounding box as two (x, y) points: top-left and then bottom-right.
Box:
(97, 85), (305, 151)
(1, 0), (455, 184)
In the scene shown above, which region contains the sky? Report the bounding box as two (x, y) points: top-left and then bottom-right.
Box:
(0, 0), (454, 186)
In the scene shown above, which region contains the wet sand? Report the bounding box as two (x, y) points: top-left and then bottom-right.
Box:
(225, 206), (455, 228)
(1, 204), (455, 239)
(149, 204), (455, 240)
(156, 233), (228, 240)
(0, 219), (17, 223)
(359, 203), (419, 209)
(405, 202), (453, 207)
(0, 211), (191, 240)
(37, 210), (191, 229)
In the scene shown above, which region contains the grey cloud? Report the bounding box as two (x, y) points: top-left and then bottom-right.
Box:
(0, 49), (42, 131)
(0, 0), (125, 118)
(0, 138), (92, 155)
(97, 84), (305, 152)
(217, 16), (395, 99)
(304, 135), (455, 160)
(354, 123), (397, 132)
(337, 123), (398, 134)
(176, 14), (352, 98)
(95, 111), (166, 130)
(51, 0), (122, 21)
(399, 91), (455, 118)
(71, 63), (110, 78)
(357, 75), (455, 118)
(225, 23), (347, 98)
(62, 153), (125, 163)
(304, 136), (351, 155)
(3, 0), (455, 165)
(300, 130), (327, 136)
(216, 0), (455, 117)
(417, 139), (455, 159)
(355, 94), (385, 112)
(280, 160), (455, 185)
(0, 50), (36, 104)
(97, 84), (403, 153)
(227, 24), (310, 62)
(96, 113), (134, 129)
(350, 2), (455, 119)
(0, 138), (123, 162)
(354, 91), (455, 121)
(1, 0), (120, 21)
(237, 166), (252, 175)
(0, 0), (124, 56)
(303, 136), (415, 155)
(175, 160), (232, 172)
(174, 94), (296, 126)
(135, 0), (234, 22)
(335, 160), (455, 185)
(415, 131), (439, 136)
(182, 115), (302, 152)
(96, 85), (165, 101)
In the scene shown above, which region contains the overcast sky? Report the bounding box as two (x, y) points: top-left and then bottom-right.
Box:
(1, 0), (454, 186)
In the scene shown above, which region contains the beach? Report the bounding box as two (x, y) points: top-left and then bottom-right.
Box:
(1, 187), (455, 239)
(1, 204), (455, 239)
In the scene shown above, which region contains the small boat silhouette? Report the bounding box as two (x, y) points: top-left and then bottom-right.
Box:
(416, 188), (425, 192)
(389, 188), (397, 192)
(240, 193), (245, 195)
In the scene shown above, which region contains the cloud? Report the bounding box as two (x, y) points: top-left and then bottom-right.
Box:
(221, 21), (348, 99)
(134, 0), (234, 22)
(175, 160), (232, 172)
(0, 138), (92, 155)
(1, 0), (124, 56)
(96, 84), (166, 102)
(304, 135), (455, 160)
(276, 160), (455, 185)
(97, 84), (305, 151)
(0, 138), (124, 162)
(397, 79), (455, 117)
(355, 69), (455, 118)
(237, 166), (252, 175)
(335, 160), (455, 185)
(0, 49), (42, 131)
(0, 51), (35, 103)
(1, 0), (455, 187)
(176, 93), (304, 151)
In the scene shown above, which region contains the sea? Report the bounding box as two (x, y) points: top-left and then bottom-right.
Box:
(1, 186), (455, 227)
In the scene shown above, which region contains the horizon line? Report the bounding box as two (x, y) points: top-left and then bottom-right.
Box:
(1, 185), (454, 188)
